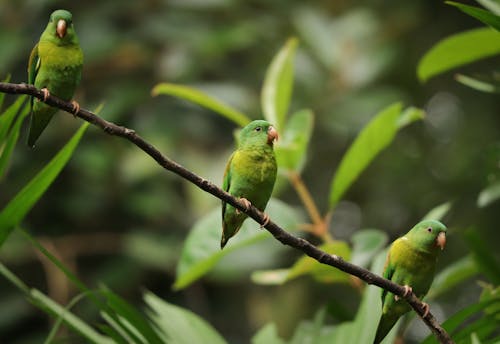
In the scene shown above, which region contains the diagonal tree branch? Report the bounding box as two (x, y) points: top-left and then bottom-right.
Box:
(0, 82), (454, 344)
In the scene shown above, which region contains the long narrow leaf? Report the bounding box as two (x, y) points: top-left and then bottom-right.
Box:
(30, 289), (113, 344)
(417, 28), (500, 82)
(0, 95), (27, 144)
(421, 299), (499, 344)
(145, 291), (227, 344)
(455, 73), (500, 93)
(152, 83), (250, 127)
(19, 229), (92, 300)
(476, 0), (500, 15)
(261, 37), (298, 131)
(0, 103), (30, 180)
(0, 122), (89, 247)
(0, 262), (112, 344)
(0, 75), (11, 109)
(102, 290), (164, 344)
(329, 103), (407, 209)
(446, 1), (500, 31)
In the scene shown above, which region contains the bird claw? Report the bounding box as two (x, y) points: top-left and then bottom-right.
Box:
(71, 100), (80, 116)
(235, 198), (251, 214)
(260, 214), (270, 229)
(422, 302), (430, 318)
(394, 285), (413, 301)
(403, 285), (413, 297)
(37, 88), (50, 102)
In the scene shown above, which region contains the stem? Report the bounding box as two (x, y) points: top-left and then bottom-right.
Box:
(288, 171), (323, 226)
(0, 82), (454, 344)
(287, 171), (332, 241)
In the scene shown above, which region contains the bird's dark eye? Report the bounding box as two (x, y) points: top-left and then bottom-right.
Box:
(255, 127), (262, 132)
(427, 227), (432, 233)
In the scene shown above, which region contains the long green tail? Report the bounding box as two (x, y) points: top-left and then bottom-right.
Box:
(28, 102), (57, 148)
(373, 313), (398, 344)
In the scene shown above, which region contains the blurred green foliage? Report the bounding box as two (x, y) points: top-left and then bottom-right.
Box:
(0, 0), (499, 343)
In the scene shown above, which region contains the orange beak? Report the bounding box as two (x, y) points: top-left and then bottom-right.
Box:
(267, 125), (278, 145)
(56, 19), (67, 38)
(436, 231), (446, 250)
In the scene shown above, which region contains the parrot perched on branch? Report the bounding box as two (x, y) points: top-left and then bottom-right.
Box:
(374, 219), (447, 344)
(27, 9), (83, 147)
(221, 120), (278, 249)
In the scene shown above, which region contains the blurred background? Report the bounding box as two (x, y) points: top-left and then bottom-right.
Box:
(0, 0), (498, 343)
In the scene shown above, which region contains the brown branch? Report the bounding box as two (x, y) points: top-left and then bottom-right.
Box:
(0, 82), (454, 344)
(287, 171), (332, 240)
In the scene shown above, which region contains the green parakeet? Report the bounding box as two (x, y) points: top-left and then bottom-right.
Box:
(374, 220), (447, 344)
(27, 9), (83, 147)
(221, 120), (278, 249)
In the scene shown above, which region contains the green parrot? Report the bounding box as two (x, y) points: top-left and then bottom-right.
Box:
(27, 9), (83, 147)
(374, 220), (447, 344)
(221, 120), (278, 249)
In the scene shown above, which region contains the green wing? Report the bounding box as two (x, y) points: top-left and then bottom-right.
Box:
(381, 251), (395, 303)
(28, 43), (40, 111)
(28, 43), (39, 85)
(221, 152), (234, 220)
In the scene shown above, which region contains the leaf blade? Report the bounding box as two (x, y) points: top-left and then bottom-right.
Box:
(446, 1), (500, 31)
(145, 291), (227, 344)
(0, 123), (89, 247)
(275, 109), (314, 172)
(417, 28), (500, 82)
(261, 37), (298, 131)
(151, 83), (250, 127)
(174, 199), (301, 290)
(329, 102), (404, 210)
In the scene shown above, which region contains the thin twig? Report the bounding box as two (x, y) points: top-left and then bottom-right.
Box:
(0, 82), (454, 344)
(287, 171), (333, 240)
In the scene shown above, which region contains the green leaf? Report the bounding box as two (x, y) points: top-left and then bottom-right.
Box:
(261, 37), (298, 132)
(0, 75), (11, 109)
(0, 123), (89, 247)
(253, 241), (351, 285)
(396, 106), (425, 129)
(421, 298), (500, 344)
(350, 229), (388, 267)
(289, 307), (330, 344)
(102, 289), (163, 344)
(251, 323), (285, 344)
(477, 181), (500, 207)
(288, 241), (351, 283)
(0, 103), (30, 180)
(476, 0), (500, 15)
(447, 1), (500, 31)
(0, 95), (27, 144)
(275, 109), (314, 172)
(329, 102), (412, 209)
(44, 292), (90, 344)
(427, 254), (478, 299)
(250, 269), (291, 285)
(145, 291), (227, 344)
(455, 73), (500, 93)
(0, 262), (112, 344)
(151, 83), (250, 127)
(31, 289), (113, 344)
(100, 312), (139, 344)
(19, 229), (93, 302)
(174, 199), (301, 290)
(421, 201), (453, 221)
(464, 229), (500, 284)
(417, 28), (500, 82)
(347, 250), (399, 344)
(479, 283), (500, 320)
